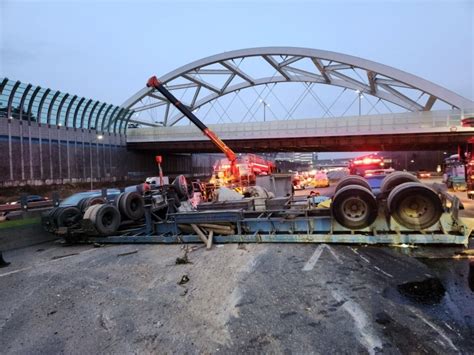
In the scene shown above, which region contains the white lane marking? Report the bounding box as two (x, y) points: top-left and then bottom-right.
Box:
(0, 266), (32, 278)
(409, 308), (459, 352)
(350, 247), (371, 263)
(373, 265), (393, 278)
(325, 245), (342, 264)
(302, 244), (325, 271)
(0, 248), (99, 278)
(443, 322), (454, 330)
(331, 290), (383, 354)
(302, 244), (342, 271)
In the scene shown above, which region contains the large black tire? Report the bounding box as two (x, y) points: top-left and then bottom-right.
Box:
(335, 175), (371, 193)
(172, 175), (189, 200)
(42, 207), (59, 232)
(114, 193), (124, 209)
(90, 204), (121, 236)
(331, 185), (378, 230)
(83, 203), (102, 220)
(56, 206), (82, 228)
(387, 182), (442, 230)
(119, 191), (144, 220)
(81, 196), (105, 213)
(77, 198), (89, 213)
(380, 171), (419, 194)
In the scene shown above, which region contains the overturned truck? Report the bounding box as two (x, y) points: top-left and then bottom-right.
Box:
(42, 172), (472, 246)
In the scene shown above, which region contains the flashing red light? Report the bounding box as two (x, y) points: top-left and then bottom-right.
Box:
(353, 157), (382, 165)
(155, 155), (162, 164)
(461, 117), (474, 127)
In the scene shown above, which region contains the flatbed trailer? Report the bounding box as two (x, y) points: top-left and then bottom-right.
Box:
(81, 196), (472, 247)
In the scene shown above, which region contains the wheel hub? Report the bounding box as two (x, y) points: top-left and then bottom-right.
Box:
(342, 197), (367, 221)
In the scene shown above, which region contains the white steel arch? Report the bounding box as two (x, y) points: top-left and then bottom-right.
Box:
(122, 47), (474, 128)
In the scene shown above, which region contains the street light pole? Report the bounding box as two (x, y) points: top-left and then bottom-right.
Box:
(260, 99), (269, 122)
(90, 134), (104, 190)
(355, 90), (363, 116)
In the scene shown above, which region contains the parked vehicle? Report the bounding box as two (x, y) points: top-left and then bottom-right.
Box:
(309, 171), (330, 188)
(416, 170), (431, 179)
(8, 195), (49, 205)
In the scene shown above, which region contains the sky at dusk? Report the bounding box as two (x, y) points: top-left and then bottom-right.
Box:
(1, 0), (473, 158)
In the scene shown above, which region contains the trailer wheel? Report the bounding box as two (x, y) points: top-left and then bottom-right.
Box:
(331, 185), (378, 230)
(81, 196), (105, 212)
(90, 204), (121, 236)
(335, 175), (371, 193)
(56, 206), (82, 228)
(83, 203), (102, 220)
(42, 207), (59, 232)
(77, 198), (89, 214)
(172, 175), (189, 200)
(388, 182), (442, 230)
(380, 171), (419, 194)
(119, 191), (144, 220)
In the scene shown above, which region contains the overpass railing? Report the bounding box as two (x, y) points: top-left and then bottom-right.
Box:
(127, 110), (474, 142)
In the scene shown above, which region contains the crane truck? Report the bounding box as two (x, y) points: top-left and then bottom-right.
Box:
(146, 76), (275, 188)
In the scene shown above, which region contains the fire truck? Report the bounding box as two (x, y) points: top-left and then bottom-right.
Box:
(211, 154), (275, 187)
(146, 77), (274, 189)
(348, 154), (391, 176)
(459, 116), (474, 199)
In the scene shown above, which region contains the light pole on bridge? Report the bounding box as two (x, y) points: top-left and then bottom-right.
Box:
(355, 90), (363, 116)
(259, 99), (270, 122)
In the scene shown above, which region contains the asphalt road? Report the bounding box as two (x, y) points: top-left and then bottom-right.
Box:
(1, 176), (474, 353)
(1, 239), (473, 354)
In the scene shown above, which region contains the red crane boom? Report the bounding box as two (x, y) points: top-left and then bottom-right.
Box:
(146, 76), (237, 167)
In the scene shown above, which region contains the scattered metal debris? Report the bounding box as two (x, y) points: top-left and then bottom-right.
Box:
(176, 249), (191, 265)
(237, 243), (247, 250)
(178, 275), (190, 285)
(51, 253), (79, 260)
(117, 250), (138, 257)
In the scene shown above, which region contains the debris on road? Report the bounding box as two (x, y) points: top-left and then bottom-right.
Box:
(237, 243), (247, 251)
(178, 274), (190, 285)
(117, 250), (138, 257)
(51, 253), (79, 260)
(176, 249), (191, 264)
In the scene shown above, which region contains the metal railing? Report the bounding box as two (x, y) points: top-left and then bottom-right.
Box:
(127, 110), (474, 142)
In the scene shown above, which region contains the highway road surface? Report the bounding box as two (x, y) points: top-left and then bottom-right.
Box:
(1, 238), (473, 353)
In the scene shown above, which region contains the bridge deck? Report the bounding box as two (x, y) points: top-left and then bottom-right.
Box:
(127, 110), (474, 152)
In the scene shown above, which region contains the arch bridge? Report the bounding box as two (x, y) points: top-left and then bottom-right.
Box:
(123, 47), (473, 152)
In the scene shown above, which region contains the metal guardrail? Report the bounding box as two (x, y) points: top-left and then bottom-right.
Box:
(0, 200), (55, 213)
(0, 192), (61, 213)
